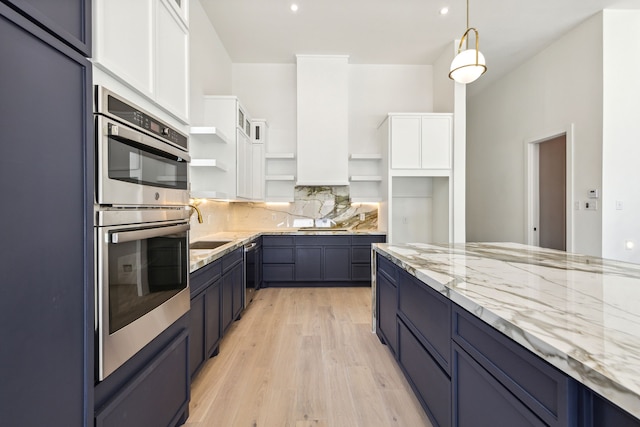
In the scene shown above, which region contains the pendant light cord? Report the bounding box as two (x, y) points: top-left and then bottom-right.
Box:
(466, 0), (470, 49)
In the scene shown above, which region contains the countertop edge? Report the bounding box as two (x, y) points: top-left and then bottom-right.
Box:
(372, 244), (640, 421)
(189, 230), (386, 273)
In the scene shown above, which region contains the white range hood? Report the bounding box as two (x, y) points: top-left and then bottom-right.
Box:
(295, 55), (349, 186)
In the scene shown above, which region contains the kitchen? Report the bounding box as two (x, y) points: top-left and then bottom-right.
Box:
(2, 0), (640, 426)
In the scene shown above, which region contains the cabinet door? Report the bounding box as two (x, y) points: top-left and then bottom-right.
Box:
(377, 272), (398, 354)
(221, 271), (234, 333)
(189, 292), (205, 378)
(324, 246), (351, 281)
(94, 0), (154, 98)
(399, 320), (451, 427)
(236, 130), (251, 199)
(155, 0), (189, 121)
(95, 331), (189, 427)
(231, 262), (244, 320)
(453, 344), (546, 427)
(421, 116), (451, 169)
(252, 142), (265, 200)
(390, 116), (421, 169)
(0, 6), (92, 426)
(205, 282), (221, 358)
(4, 0), (91, 55)
(295, 247), (323, 281)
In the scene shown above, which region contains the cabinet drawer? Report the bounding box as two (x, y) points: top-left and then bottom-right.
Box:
(263, 264), (295, 281)
(377, 272), (398, 354)
(95, 331), (189, 427)
(453, 343), (546, 427)
(263, 247), (295, 264)
(398, 319), (451, 427)
(398, 269), (451, 373)
(352, 235), (386, 246)
(263, 235), (295, 246)
(453, 305), (574, 426)
(352, 246), (372, 264)
(222, 248), (243, 271)
(377, 254), (397, 282)
(352, 264), (371, 281)
(296, 235), (351, 246)
(190, 259), (222, 296)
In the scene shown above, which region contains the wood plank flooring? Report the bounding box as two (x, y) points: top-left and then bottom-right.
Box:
(184, 287), (432, 427)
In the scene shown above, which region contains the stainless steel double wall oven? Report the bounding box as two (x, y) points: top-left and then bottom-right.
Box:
(94, 86), (191, 380)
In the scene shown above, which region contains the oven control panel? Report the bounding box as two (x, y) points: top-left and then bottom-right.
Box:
(106, 95), (188, 150)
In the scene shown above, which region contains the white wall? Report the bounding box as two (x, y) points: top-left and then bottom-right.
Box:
(232, 63), (432, 156)
(189, 0), (233, 125)
(348, 65), (433, 154)
(232, 63), (297, 153)
(602, 10), (640, 262)
(467, 12), (604, 256)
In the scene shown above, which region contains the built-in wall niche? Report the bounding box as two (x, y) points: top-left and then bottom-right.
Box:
(390, 176), (449, 244)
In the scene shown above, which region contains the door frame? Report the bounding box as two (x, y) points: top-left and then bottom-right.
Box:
(524, 124), (575, 252)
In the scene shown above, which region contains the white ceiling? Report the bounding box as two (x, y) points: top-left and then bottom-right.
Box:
(200, 0), (640, 94)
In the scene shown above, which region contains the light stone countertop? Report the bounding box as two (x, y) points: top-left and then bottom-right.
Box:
(189, 228), (386, 273)
(373, 241), (640, 420)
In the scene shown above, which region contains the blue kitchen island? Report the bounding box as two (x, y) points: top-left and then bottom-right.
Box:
(373, 242), (640, 427)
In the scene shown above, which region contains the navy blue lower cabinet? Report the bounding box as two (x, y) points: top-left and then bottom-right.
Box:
(221, 270), (234, 332)
(263, 236), (296, 285)
(398, 319), (452, 427)
(324, 246), (351, 281)
(95, 330), (190, 427)
(452, 305), (576, 427)
(230, 261), (244, 320)
(453, 342), (545, 427)
(221, 248), (244, 333)
(398, 268), (451, 374)
(579, 387), (640, 427)
(189, 292), (206, 379)
(295, 246), (324, 281)
(376, 269), (398, 355)
(205, 282), (222, 358)
(352, 235), (386, 282)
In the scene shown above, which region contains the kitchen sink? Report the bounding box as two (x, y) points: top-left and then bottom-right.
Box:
(189, 240), (232, 250)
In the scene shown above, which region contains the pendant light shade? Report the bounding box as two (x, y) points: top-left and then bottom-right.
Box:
(449, 1), (487, 84)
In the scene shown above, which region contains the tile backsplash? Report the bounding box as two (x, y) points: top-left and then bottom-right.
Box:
(189, 186), (378, 240)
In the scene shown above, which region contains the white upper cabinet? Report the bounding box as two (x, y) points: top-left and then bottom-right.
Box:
(191, 96), (263, 201)
(389, 114), (452, 170)
(94, 0), (154, 98)
(93, 0), (189, 123)
(390, 116), (421, 169)
(420, 115), (452, 169)
(296, 55), (349, 186)
(155, 0), (189, 121)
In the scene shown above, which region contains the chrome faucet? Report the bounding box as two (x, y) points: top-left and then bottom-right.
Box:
(188, 204), (203, 224)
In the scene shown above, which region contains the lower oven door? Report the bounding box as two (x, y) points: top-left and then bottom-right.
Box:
(96, 219), (190, 381)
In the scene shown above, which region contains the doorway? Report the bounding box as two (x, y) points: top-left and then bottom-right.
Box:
(525, 125), (574, 252)
(538, 135), (566, 250)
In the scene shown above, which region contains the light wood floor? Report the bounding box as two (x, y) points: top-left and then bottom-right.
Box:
(184, 287), (432, 427)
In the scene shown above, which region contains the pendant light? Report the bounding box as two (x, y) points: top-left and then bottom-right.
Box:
(449, 0), (486, 84)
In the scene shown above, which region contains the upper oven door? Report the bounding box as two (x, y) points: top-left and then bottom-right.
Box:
(96, 115), (190, 207)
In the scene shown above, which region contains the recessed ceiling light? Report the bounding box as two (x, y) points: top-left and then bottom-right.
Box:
(440, 7), (449, 15)
(291, 3), (299, 12)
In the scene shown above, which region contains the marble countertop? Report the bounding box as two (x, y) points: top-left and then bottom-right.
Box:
(189, 228), (385, 273)
(373, 242), (640, 420)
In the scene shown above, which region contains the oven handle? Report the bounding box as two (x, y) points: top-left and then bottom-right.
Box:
(110, 224), (189, 244)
